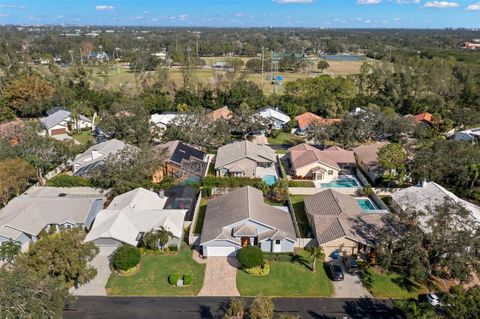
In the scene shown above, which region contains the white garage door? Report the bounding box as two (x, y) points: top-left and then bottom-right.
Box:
(97, 245), (119, 256)
(204, 246), (238, 257)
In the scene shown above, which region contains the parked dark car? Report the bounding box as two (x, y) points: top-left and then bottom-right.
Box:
(327, 262), (344, 281)
(343, 256), (359, 274)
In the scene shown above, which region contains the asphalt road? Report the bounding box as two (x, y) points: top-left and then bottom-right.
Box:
(64, 297), (405, 319)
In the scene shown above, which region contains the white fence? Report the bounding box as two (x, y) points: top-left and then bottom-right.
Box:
(295, 238), (317, 248)
(288, 187), (359, 196)
(188, 191), (203, 246)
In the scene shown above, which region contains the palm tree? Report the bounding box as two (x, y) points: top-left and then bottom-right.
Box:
(307, 246), (325, 273)
(142, 226), (173, 251)
(0, 239), (21, 264)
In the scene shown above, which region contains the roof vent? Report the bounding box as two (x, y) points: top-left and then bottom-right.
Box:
(58, 193), (67, 197)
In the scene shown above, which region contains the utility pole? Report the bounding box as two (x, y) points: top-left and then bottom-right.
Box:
(79, 48), (84, 65)
(68, 49), (74, 65)
(261, 46), (264, 90)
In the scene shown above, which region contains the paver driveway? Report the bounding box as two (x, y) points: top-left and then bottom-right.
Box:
(71, 255), (111, 296)
(198, 257), (240, 296)
(332, 261), (371, 298)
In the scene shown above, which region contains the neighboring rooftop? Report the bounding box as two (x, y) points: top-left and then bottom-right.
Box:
(304, 189), (384, 245)
(257, 107), (291, 124)
(413, 112), (433, 124)
(289, 143), (355, 171)
(157, 140), (206, 166)
(353, 142), (388, 170)
(295, 112), (340, 130)
(150, 112), (185, 126)
(211, 106), (232, 121)
(72, 139), (127, 176)
(215, 140), (276, 169)
(391, 181), (480, 226)
(41, 109), (91, 129)
(0, 187), (104, 240)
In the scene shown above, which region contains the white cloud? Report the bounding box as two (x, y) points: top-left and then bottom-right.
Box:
(273, 0), (313, 3)
(364, 19), (372, 23)
(466, 2), (480, 10)
(0, 4), (26, 9)
(395, 17), (401, 21)
(423, 1), (459, 8)
(179, 14), (188, 20)
(396, 0), (420, 3)
(357, 0), (381, 4)
(95, 5), (115, 11)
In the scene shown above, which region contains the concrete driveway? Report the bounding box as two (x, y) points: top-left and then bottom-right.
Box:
(198, 257), (240, 297)
(331, 260), (371, 298)
(71, 255), (111, 296)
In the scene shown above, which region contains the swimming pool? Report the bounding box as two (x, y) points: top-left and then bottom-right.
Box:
(319, 177), (359, 188)
(262, 175), (277, 186)
(356, 198), (378, 211)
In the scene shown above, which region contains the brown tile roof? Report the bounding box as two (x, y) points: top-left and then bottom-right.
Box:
(295, 112), (340, 130)
(211, 106), (232, 121)
(353, 142), (388, 169)
(288, 143), (355, 171)
(304, 189), (384, 245)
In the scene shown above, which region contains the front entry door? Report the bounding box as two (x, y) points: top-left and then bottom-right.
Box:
(273, 239), (282, 252)
(241, 237), (250, 246)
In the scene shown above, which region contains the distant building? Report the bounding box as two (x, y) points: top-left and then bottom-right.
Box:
(150, 112), (186, 131)
(71, 139), (128, 176)
(353, 142), (389, 184)
(462, 42), (480, 50)
(41, 108), (92, 136)
(295, 112), (340, 134)
(257, 107), (291, 130)
(211, 106), (232, 121)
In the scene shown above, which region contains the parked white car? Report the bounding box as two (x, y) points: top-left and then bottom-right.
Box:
(427, 293), (441, 307)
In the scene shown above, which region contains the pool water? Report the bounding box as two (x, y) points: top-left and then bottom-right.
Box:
(356, 198), (377, 211)
(320, 177), (359, 188)
(263, 175), (277, 186)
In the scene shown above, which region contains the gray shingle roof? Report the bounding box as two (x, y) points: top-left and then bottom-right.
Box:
(41, 109), (91, 129)
(0, 187), (104, 238)
(200, 186), (296, 244)
(215, 140), (276, 169)
(72, 139), (127, 175)
(304, 189), (384, 245)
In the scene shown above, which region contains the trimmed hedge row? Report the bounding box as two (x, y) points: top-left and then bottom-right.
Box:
(46, 174), (90, 187)
(263, 252), (294, 262)
(202, 176), (264, 187)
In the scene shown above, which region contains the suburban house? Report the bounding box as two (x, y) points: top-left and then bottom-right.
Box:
(41, 108), (92, 136)
(86, 188), (187, 256)
(200, 186), (296, 256)
(452, 127), (480, 143)
(288, 143), (355, 181)
(0, 187), (104, 251)
(150, 112), (185, 131)
(71, 139), (128, 176)
(391, 180), (480, 229)
(257, 107), (291, 129)
(153, 140), (208, 183)
(215, 140), (276, 178)
(405, 112), (433, 126)
(211, 106), (232, 121)
(353, 142), (389, 184)
(304, 189), (385, 257)
(295, 112), (340, 134)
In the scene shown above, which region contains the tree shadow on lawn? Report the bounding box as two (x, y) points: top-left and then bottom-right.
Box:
(291, 254), (312, 270)
(343, 297), (405, 319)
(391, 276), (422, 293)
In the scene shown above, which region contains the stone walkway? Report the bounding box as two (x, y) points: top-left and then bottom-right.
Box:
(198, 257), (240, 296)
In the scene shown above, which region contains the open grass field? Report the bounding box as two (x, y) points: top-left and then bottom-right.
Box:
(236, 249), (333, 297)
(80, 55), (371, 95)
(360, 267), (429, 299)
(106, 249), (205, 296)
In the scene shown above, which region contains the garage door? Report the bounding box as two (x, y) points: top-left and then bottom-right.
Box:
(204, 246), (238, 257)
(50, 128), (67, 135)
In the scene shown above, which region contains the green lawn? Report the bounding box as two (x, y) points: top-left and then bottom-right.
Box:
(106, 249), (205, 296)
(193, 198), (208, 234)
(72, 131), (93, 144)
(288, 180), (315, 187)
(264, 198), (285, 206)
(289, 195), (311, 237)
(267, 132), (300, 146)
(237, 249), (333, 297)
(360, 267), (429, 299)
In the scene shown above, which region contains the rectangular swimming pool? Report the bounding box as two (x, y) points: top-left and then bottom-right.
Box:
(320, 177), (359, 188)
(262, 175), (277, 186)
(356, 198), (378, 211)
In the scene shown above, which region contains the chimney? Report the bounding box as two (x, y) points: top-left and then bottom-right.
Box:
(158, 190), (164, 198)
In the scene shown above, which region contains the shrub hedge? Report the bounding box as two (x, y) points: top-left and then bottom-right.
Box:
(168, 272), (180, 285)
(203, 176), (264, 188)
(112, 245), (141, 271)
(237, 246), (264, 269)
(183, 273), (194, 286)
(263, 252), (293, 262)
(46, 174), (90, 187)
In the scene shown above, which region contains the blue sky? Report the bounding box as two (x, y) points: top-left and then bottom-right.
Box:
(0, 0), (479, 28)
